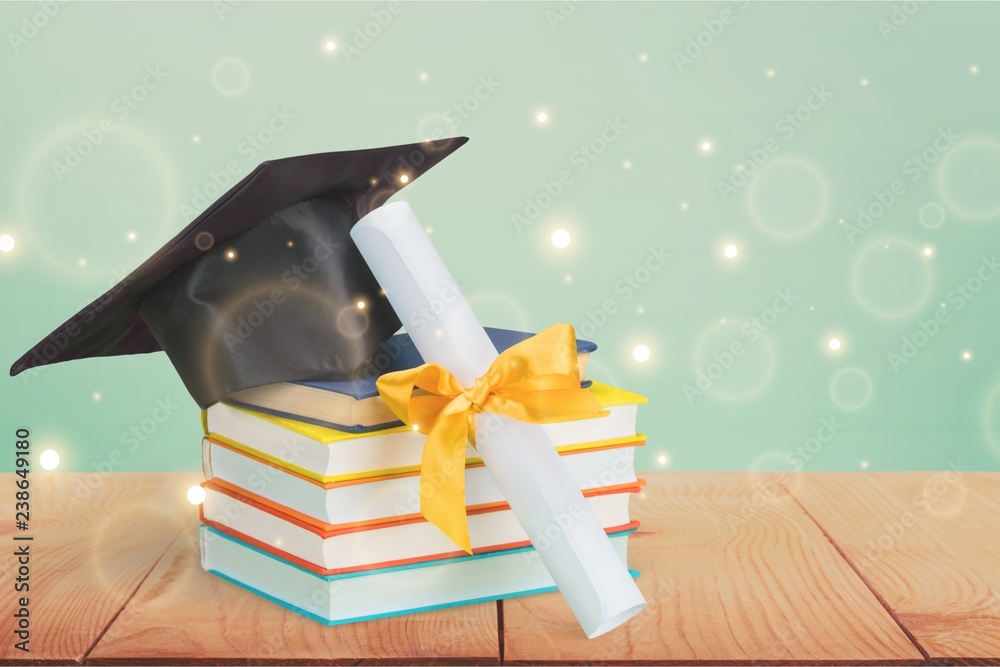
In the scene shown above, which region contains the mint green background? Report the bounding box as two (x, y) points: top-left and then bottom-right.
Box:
(1, 2), (998, 474)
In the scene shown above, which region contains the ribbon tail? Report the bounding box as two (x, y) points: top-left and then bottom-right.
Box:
(419, 411), (474, 554)
(376, 367), (425, 424)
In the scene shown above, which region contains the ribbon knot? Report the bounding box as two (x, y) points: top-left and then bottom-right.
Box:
(462, 376), (493, 413)
(376, 323), (608, 553)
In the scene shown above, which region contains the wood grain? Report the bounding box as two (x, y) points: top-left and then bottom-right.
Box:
(786, 472), (1000, 664)
(8, 472), (995, 664)
(0, 472), (200, 664)
(501, 472), (925, 664)
(87, 520), (501, 665)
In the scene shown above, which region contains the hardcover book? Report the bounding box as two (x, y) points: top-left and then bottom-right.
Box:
(222, 327), (597, 432)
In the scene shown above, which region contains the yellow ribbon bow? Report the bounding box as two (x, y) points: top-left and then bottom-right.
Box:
(376, 323), (609, 553)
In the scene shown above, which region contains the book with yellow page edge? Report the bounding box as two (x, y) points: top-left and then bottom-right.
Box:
(202, 432), (644, 527)
(203, 381), (646, 482)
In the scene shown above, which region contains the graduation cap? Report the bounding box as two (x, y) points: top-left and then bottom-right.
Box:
(9, 137), (468, 408)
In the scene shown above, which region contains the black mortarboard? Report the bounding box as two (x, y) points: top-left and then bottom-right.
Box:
(9, 138), (468, 408)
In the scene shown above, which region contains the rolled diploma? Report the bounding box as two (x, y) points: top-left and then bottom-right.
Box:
(351, 201), (645, 638)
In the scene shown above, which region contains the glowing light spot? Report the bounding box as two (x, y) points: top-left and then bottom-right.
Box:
(623, 160), (632, 170)
(962, 350), (972, 361)
(412, 424), (420, 431)
(356, 300), (366, 310)
(638, 53), (648, 63)
(127, 231), (137, 241)
(195, 231), (214, 251)
(657, 454), (668, 465)
(632, 344), (651, 363)
(564, 274), (572, 283)
(766, 68), (775, 77)
(536, 111), (548, 123)
(187, 485), (207, 505)
(193, 135), (201, 143)
(637, 306), (645, 314)
(723, 244), (738, 259)
(419, 72), (428, 81)
(225, 250), (237, 261)
(828, 338), (842, 351)
(860, 460), (870, 469)
(923, 246), (934, 256)
(701, 141), (712, 152)
(425, 226), (433, 235)
(325, 40), (336, 51)
(287, 240), (294, 248)
(399, 174), (409, 183)
(680, 202), (688, 210)
(860, 78), (869, 87)
(0, 234), (14, 253)
(39, 449), (60, 471)
(550, 228), (571, 249)
(78, 258), (87, 267)
(92, 392), (101, 401)
(970, 64), (979, 75)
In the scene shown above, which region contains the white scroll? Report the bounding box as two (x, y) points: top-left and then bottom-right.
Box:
(351, 202), (645, 638)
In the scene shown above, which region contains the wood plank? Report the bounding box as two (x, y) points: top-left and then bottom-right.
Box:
(501, 472), (925, 664)
(785, 472), (1000, 663)
(87, 519), (501, 665)
(0, 472), (200, 664)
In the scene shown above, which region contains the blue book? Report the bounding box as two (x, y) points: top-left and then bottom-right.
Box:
(224, 327), (596, 432)
(199, 523), (637, 626)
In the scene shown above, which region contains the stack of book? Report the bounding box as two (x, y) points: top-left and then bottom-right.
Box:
(197, 328), (646, 625)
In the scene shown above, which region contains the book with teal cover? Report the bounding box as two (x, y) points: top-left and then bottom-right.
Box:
(199, 524), (638, 626)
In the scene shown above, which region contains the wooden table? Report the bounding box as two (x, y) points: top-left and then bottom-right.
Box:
(1, 472), (997, 665)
